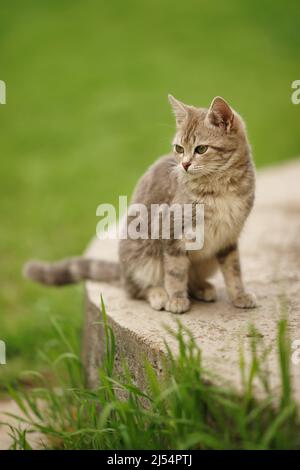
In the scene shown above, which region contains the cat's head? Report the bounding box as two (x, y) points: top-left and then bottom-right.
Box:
(168, 95), (250, 176)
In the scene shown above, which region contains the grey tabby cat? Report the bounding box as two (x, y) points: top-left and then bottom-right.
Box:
(24, 95), (257, 314)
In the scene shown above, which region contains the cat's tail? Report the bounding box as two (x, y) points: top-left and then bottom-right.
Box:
(23, 257), (120, 286)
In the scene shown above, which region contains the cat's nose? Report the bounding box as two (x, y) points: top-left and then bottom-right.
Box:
(182, 162), (191, 172)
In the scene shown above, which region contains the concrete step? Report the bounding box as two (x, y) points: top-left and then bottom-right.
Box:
(83, 159), (300, 404)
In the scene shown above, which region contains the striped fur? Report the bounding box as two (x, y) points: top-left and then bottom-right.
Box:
(24, 258), (119, 286)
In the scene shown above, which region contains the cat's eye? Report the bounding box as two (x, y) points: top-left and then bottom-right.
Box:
(175, 144), (184, 154)
(195, 145), (208, 155)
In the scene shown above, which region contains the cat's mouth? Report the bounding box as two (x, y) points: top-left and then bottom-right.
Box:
(179, 165), (204, 174)
(178, 164), (218, 177)
(176, 163), (215, 177)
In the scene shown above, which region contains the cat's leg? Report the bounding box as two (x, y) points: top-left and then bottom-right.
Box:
(164, 252), (190, 314)
(122, 253), (168, 311)
(217, 243), (257, 308)
(188, 258), (218, 302)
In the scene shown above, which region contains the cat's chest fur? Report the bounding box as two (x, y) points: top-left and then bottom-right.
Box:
(188, 189), (249, 260)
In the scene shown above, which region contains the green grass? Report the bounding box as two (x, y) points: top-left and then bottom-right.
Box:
(0, 0), (300, 385)
(5, 301), (300, 450)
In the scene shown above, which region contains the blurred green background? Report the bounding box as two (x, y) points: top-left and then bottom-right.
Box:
(0, 0), (299, 387)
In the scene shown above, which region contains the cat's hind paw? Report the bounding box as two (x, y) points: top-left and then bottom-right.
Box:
(147, 287), (168, 311)
(191, 282), (217, 302)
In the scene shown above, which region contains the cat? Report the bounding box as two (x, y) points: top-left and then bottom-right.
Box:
(24, 95), (257, 314)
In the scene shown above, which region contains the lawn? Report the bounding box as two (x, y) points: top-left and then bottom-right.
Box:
(0, 0), (299, 387)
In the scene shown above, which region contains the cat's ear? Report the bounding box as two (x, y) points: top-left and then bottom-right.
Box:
(206, 96), (234, 131)
(168, 94), (189, 126)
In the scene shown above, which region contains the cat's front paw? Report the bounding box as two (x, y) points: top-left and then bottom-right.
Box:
(232, 292), (257, 309)
(165, 296), (190, 314)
